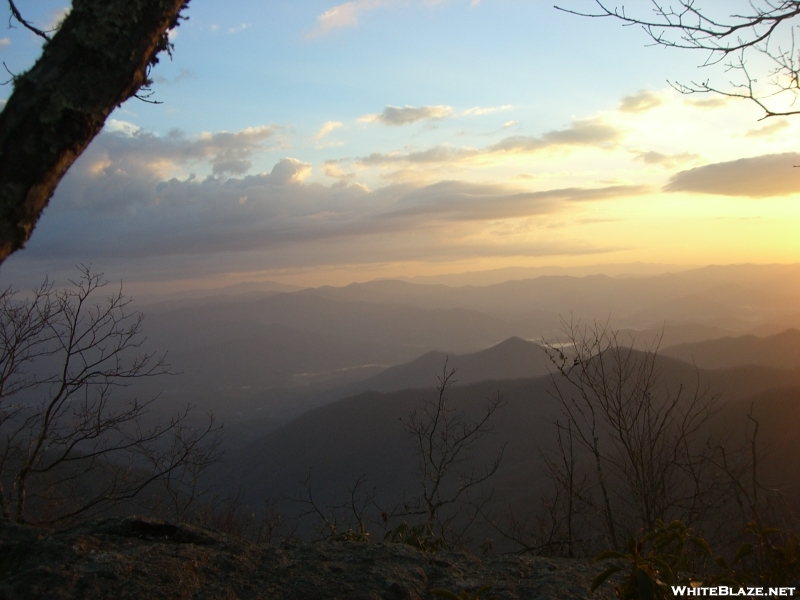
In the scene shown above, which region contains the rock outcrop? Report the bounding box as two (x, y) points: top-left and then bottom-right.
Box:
(0, 517), (613, 599)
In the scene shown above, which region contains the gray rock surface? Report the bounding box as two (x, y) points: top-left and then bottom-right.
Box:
(0, 517), (615, 599)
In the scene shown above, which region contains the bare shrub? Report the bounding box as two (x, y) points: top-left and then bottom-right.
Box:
(540, 320), (720, 550)
(0, 266), (222, 525)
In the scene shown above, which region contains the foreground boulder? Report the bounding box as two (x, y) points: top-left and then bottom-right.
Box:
(0, 517), (611, 599)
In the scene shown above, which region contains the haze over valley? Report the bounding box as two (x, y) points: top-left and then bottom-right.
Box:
(122, 263), (800, 442)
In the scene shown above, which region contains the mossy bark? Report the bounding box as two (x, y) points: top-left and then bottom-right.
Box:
(0, 0), (189, 263)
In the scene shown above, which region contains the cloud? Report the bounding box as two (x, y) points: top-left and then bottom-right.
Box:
(685, 97), (729, 109)
(745, 119), (790, 138)
(54, 126), (281, 220)
(269, 158), (313, 184)
(619, 90), (663, 113)
(356, 117), (621, 167)
(664, 153), (800, 197)
(45, 7), (70, 31)
(488, 118), (620, 153)
(152, 68), (196, 86)
(359, 105), (453, 126)
(379, 182), (648, 221)
(17, 124), (647, 273)
(228, 23), (250, 33)
(315, 121), (343, 140)
(324, 164), (356, 179)
(307, 0), (389, 38)
(307, 1), (482, 39)
(634, 150), (700, 168)
(133, 125), (273, 176)
(104, 119), (141, 136)
(462, 105), (513, 116)
(0, 38), (10, 47)
(359, 145), (479, 165)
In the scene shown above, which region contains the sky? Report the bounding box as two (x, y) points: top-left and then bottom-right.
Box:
(1, 0), (799, 293)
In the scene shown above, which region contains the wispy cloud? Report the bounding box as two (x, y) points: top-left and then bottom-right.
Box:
(359, 105), (453, 125)
(634, 150), (700, 169)
(324, 164), (356, 179)
(0, 38), (10, 48)
(685, 97), (729, 109)
(462, 105), (513, 116)
(619, 90), (663, 113)
(307, 0), (473, 38)
(152, 68), (196, 86)
(378, 182), (648, 221)
(356, 117), (621, 167)
(315, 121), (344, 140)
(488, 118), (620, 153)
(745, 119), (790, 138)
(307, 0), (389, 38)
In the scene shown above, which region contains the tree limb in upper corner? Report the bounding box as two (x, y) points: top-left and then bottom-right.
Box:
(0, 0), (190, 265)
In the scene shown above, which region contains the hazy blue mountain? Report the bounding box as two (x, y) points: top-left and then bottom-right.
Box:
(124, 265), (800, 447)
(211, 336), (554, 448)
(620, 323), (736, 350)
(332, 336), (552, 395)
(661, 328), (800, 370)
(400, 262), (685, 286)
(310, 269), (800, 333)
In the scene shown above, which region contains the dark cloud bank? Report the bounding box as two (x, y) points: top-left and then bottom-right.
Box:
(666, 153), (800, 197)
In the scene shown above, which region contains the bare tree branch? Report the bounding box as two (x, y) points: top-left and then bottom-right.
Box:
(399, 360), (506, 546)
(6, 1), (52, 42)
(556, 1), (800, 118)
(0, 266), (222, 525)
(541, 319), (720, 549)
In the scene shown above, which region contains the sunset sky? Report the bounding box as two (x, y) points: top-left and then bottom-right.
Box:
(2, 0), (799, 293)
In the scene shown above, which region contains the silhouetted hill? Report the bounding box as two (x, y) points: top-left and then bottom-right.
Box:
(218, 351), (800, 508)
(332, 336), (552, 396)
(216, 354), (800, 539)
(712, 386), (800, 490)
(620, 323), (735, 350)
(662, 328), (800, 370)
(220, 377), (555, 520)
(212, 337), (552, 449)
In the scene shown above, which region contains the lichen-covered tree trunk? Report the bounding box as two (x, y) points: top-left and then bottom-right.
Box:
(0, 0), (189, 264)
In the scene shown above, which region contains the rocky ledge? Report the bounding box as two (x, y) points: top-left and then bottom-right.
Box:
(0, 517), (614, 599)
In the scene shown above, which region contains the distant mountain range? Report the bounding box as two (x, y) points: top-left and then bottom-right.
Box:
(119, 263), (800, 446)
(329, 336), (552, 395)
(662, 328), (800, 370)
